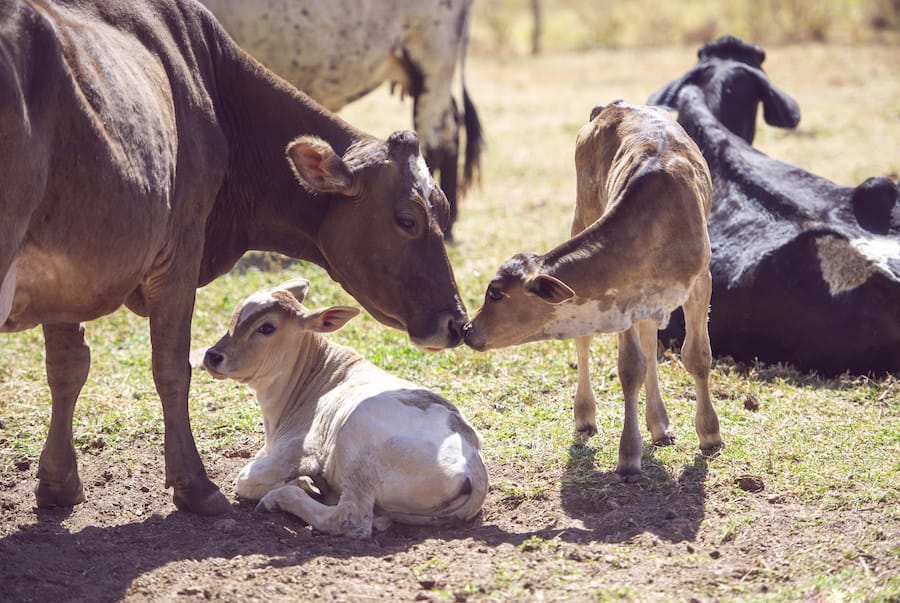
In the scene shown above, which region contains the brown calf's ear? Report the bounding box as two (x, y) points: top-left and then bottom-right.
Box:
(278, 278), (311, 303)
(302, 306), (361, 333)
(524, 274), (576, 304)
(286, 136), (357, 195)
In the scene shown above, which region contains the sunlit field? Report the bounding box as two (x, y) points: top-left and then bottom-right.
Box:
(2, 37), (898, 601)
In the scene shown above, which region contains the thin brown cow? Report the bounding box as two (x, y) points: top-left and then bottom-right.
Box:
(0, 0), (467, 515)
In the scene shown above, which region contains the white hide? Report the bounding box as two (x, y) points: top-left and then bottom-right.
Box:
(817, 234), (900, 296)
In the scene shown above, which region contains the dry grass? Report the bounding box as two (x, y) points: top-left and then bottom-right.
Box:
(472, 0), (900, 54)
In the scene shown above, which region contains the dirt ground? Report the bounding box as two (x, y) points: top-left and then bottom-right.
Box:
(0, 436), (895, 602)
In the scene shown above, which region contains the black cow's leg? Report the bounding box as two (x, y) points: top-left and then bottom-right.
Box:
(144, 267), (231, 515)
(35, 323), (89, 508)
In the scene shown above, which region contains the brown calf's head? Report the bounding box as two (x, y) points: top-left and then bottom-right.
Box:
(287, 131), (467, 352)
(464, 253), (576, 351)
(201, 278), (359, 384)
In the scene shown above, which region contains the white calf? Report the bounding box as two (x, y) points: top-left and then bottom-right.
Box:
(198, 279), (487, 538)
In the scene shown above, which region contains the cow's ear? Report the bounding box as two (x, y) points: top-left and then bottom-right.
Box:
(302, 306), (360, 333)
(524, 274), (575, 304)
(286, 136), (358, 195)
(648, 74), (689, 110)
(278, 278), (311, 303)
(752, 68), (801, 129)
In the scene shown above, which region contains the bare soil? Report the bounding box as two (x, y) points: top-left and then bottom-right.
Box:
(1, 438), (895, 602)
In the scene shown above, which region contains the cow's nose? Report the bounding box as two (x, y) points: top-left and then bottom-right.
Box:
(204, 348), (224, 368)
(446, 317), (464, 348)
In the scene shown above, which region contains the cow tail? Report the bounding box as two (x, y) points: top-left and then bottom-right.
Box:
(459, 3), (484, 192)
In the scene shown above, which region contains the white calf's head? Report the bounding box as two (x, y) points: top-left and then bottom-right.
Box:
(200, 278), (359, 384)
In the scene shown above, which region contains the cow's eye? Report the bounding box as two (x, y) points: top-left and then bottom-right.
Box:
(396, 216), (416, 232)
(487, 287), (503, 302)
(257, 323), (275, 335)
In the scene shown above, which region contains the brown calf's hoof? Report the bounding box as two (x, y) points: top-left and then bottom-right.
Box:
(653, 434), (676, 447)
(700, 440), (725, 458)
(575, 424), (598, 438)
(619, 472), (642, 484)
(173, 479), (232, 516)
(35, 477), (86, 508)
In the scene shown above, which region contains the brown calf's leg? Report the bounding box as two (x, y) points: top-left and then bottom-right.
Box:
(35, 323), (89, 508)
(681, 270), (724, 454)
(573, 335), (598, 435)
(638, 320), (674, 446)
(616, 325), (647, 481)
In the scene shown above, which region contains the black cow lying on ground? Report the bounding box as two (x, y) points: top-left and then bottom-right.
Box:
(649, 35), (900, 376)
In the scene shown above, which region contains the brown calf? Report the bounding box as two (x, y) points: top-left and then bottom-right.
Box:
(465, 101), (723, 479)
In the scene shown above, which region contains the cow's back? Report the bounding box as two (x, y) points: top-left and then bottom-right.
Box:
(571, 103), (712, 286)
(1, 0), (228, 328)
(199, 0), (462, 111)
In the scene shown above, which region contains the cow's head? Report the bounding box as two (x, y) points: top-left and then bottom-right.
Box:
(464, 253), (577, 351)
(648, 34), (800, 143)
(286, 131), (467, 351)
(198, 278), (360, 385)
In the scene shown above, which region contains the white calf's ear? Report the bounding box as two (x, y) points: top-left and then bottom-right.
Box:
(303, 306), (361, 333)
(524, 274), (576, 304)
(278, 278), (311, 303)
(286, 136), (356, 195)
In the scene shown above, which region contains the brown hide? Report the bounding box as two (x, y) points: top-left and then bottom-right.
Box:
(0, 0), (465, 515)
(465, 102), (722, 478)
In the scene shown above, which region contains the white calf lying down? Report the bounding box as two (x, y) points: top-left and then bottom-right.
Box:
(197, 279), (487, 538)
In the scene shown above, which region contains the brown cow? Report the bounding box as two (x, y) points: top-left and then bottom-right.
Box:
(0, 0), (467, 515)
(464, 101), (723, 479)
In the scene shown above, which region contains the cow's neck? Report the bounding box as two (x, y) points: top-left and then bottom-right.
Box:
(252, 336), (362, 438)
(199, 44), (360, 285)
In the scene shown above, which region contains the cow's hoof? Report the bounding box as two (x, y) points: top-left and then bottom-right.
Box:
(700, 440), (724, 458)
(653, 434), (676, 447)
(35, 477), (86, 508)
(575, 424), (598, 438)
(617, 472), (642, 484)
(172, 479), (232, 516)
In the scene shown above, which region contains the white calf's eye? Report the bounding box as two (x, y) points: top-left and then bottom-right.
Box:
(257, 323), (275, 335)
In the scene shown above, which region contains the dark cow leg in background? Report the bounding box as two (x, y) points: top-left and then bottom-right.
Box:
(435, 144), (459, 240)
(35, 323), (90, 508)
(616, 325), (647, 481)
(680, 270), (723, 454)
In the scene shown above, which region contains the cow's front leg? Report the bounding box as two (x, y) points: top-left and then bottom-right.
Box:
(616, 325), (647, 481)
(573, 335), (598, 435)
(235, 452), (308, 502)
(638, 320), (674, 446)
(34, 323), (90, 508)
(146, 275), (230, 515)
(681, 270), (723, 454)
